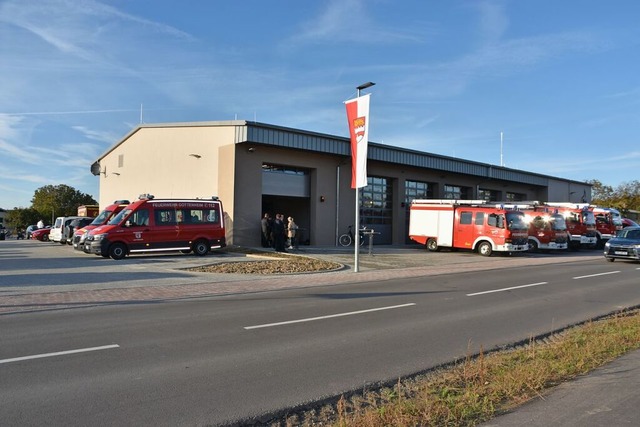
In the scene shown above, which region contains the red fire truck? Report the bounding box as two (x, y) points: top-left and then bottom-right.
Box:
(500, 204), (569, 252)
(544, 203), (597, 250)
(590, 206), (622, 248)
(409, 199), (529, 256)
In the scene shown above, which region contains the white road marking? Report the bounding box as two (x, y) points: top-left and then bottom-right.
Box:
(0, 344), (120, 365)
(467, 282), (548, 297)
(573, 271), (620, 280)
(244, 303), (416, 330)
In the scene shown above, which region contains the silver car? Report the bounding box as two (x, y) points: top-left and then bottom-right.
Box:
(604, 226), (640, 262)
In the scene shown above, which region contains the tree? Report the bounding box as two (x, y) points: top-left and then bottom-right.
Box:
(615, 180), (640, 215)
(585, 179), (615, 205)
(5, 207), (42, 230)
(31, 184), (97, 220)
(585, 179), (640, 216)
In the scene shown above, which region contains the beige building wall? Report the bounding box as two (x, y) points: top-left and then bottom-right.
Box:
(98, 126), (236, 208)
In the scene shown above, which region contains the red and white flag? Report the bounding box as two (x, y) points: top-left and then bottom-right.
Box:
(345, 94), (371, 188)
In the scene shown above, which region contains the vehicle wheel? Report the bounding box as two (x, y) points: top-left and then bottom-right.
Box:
(426, 238), (439, 252)
(606, 257), (615, 262)
(193, 240), (210, 256)
(338, 234), (351, 246)
(528, 239), (539, 252)
(43, 235), (49, 242)
(478, 241), (493, 257)
(109, 243), (127, 260)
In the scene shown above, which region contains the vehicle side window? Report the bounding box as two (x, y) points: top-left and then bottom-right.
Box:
(204, 208), (219, 224)
(129, 209), (149, 227)
(475, 212), (484, 226)
(155, 209), (176, 225)
(188, 209), (202, 223)
(488, 214), (497, 227)
(460, 211), (472, 225)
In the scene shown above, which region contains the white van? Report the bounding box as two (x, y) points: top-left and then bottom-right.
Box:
(50, 216), (83, 244)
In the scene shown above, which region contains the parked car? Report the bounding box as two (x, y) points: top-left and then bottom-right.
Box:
(26, 224), (39, 239)
(621, 218), (639, 228)
(50, 216), (84, 244)
(603, 226), (640, 262)
(31, 227), (52, 241)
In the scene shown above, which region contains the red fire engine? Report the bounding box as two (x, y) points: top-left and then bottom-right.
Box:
(590, 206), (623, 248)
(544, 203), (597, 250)
(409, 199), (529, 256)
(499, 204), (569, 251)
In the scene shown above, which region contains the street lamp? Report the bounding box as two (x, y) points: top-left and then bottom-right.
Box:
(357, 81), (375, 96)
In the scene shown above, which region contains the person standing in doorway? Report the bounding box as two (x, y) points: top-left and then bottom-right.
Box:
(272, 214), (286, 252)
(287, 216), (298, 250)
(261, 213), (272, 248)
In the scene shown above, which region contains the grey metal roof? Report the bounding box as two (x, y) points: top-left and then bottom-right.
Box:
(239, 122), (568, 187)
(94, 120), (586, 188)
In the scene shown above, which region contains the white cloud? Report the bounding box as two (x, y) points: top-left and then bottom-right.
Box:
(284, 0), (432, 47)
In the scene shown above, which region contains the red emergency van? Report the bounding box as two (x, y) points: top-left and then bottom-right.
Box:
(84, 195), (226, 260)
(72, 200), (130, 250)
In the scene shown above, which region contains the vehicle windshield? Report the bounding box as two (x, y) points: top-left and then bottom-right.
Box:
(618, 228), (640, 239)
(506, 212), (527, 230)
(108, 208), (132, 225)
(549, 214), (567, 231)
(582, 211), (596, 225)
(611, 212), (623, 226)
(91, 209), (112, 225)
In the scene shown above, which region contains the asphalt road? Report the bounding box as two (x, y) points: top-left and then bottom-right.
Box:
(1, 241), (639, 426)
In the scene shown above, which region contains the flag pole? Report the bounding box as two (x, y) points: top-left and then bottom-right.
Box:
(354, 82), (375, 272)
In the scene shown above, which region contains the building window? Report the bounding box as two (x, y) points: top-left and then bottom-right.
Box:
(444, 185), (471, 199)
(361, 176), (392, 226)
(506, 192), (525, 202)
(262, 163), (308, 176)
(478, 188), (500, 202)
(118, 154), (124, 168)
(404, 180), (433, 205)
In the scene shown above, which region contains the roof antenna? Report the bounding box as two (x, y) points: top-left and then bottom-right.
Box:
(500, 131), (504, 166)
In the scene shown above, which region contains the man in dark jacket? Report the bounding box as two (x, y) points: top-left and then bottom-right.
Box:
(272, 214), (286, 252)
(261, 213), (272, 248)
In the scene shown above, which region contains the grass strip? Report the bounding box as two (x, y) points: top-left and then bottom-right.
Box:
(275, 309), (640, 427)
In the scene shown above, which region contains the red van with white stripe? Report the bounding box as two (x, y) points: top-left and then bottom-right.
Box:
(84, 195), (226, 260)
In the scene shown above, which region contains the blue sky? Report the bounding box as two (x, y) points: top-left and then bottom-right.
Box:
(1, 0), (639, 209)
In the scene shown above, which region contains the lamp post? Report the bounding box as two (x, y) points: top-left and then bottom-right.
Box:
(353, 82), (375, 272)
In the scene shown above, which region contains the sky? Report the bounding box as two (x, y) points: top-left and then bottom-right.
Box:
(1, 0), (639, 209)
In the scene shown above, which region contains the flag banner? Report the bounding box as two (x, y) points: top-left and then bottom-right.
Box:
(345, 94), (371, 189)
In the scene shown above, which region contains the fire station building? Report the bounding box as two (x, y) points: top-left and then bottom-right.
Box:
(91, 120), (591, 246)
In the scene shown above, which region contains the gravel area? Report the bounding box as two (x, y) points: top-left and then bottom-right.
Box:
(185, 249), (344, 274)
